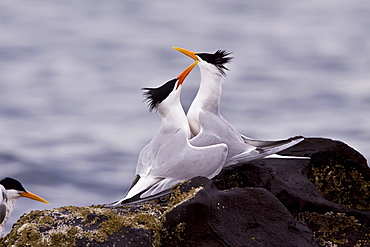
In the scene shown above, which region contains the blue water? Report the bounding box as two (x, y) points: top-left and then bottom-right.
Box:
(1, 1), (369, 234)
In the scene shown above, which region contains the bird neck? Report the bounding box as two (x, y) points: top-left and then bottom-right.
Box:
(157, 90), (191, 139)
(187, 62), (224, 135)
(192, 62), (223, 114)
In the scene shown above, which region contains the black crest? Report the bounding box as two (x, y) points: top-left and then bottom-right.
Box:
(0, 177), (26, 192)
(196, 50), (233, 76)
(142, 78), (177, 111)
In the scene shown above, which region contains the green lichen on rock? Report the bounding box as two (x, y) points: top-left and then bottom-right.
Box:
(297, 211), (370, 246)
(0, 182), (203, 247)
(0, 205), (149, 246)
(0, 205), (126, 246)
(168, 182), (203, 209)
(173, 222), (186, 241)
(309, 158), (370, 210)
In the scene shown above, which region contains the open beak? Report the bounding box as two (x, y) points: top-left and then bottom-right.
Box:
(173, 47), (199, 61)
(175, 60), (199, 89)
(19, 191), (49, 204)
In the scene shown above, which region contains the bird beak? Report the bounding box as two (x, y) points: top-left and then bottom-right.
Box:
(19, 191), (49, 204)
(173, 47), (199, 61)
(176, 61), (199, 89)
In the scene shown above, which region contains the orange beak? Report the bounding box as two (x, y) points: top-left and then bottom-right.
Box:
(175, 60), (199, 89)
(173, 47), (199, 61)
(19, 191), (49, 204)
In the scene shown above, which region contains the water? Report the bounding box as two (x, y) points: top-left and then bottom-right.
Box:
(0, 0), (369, 234)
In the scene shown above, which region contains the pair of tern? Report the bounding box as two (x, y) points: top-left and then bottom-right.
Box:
(0, 177), (48, 238)
(113, 48), (304, 205)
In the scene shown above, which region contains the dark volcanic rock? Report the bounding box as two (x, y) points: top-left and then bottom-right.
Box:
(163, 177), (320, 247)
(1, 137), (370, 246)
(213, 138), (370, 246)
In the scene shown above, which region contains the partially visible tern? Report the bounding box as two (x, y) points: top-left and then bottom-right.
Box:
(113, 61), (228, 205)
(0, 177), (48, 238)
(173, 47), (304, 166)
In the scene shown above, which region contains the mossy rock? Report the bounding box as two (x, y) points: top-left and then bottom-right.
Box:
(309, 155), (370, 211)
(0, 183), (202, 247)
(0, 205), (156, 246)
(298, 211), (370, 246)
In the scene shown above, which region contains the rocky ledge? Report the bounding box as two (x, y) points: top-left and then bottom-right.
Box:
(1, 137), (369, 246)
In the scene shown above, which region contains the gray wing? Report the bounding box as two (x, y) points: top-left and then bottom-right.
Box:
(135, 126), (190, 177)
(191, 110), (305, 165)
(0, 203), (6, 224)
(241, 134), (304, 148)
(0, 186), (7, 224)
(122, 129), (228, 202)
(190, 111), (255, 159)
(227, 136), (304, 166)
(140, 141), (228, 198)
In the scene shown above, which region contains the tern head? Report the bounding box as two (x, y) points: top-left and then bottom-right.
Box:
(142, 61), (198, 112)
(0, 177), (49, 204)
(173, 47), (233, 76)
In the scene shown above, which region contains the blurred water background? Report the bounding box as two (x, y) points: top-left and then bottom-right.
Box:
(0, 0), (369, 234)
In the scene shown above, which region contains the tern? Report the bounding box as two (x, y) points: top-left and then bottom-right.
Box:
(0, 177), (48, 238)
(113, 61), (228, 205)
(173, 47), (304, 165)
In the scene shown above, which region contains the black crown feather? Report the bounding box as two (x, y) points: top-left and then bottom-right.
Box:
(142, 78), (177, 112)
(196, 50), (233, 76)
(0, 177), (26, 192)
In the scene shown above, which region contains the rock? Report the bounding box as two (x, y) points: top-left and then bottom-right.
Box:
(1, 137), (369, 246)
(214, 137), (370, 246)
(163, 177), (320, 247)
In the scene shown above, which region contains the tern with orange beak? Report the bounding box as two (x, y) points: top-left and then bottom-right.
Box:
(173, 47), (304, 165)
(113, 61), (228, 205)
(0, 177), (48, 237)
